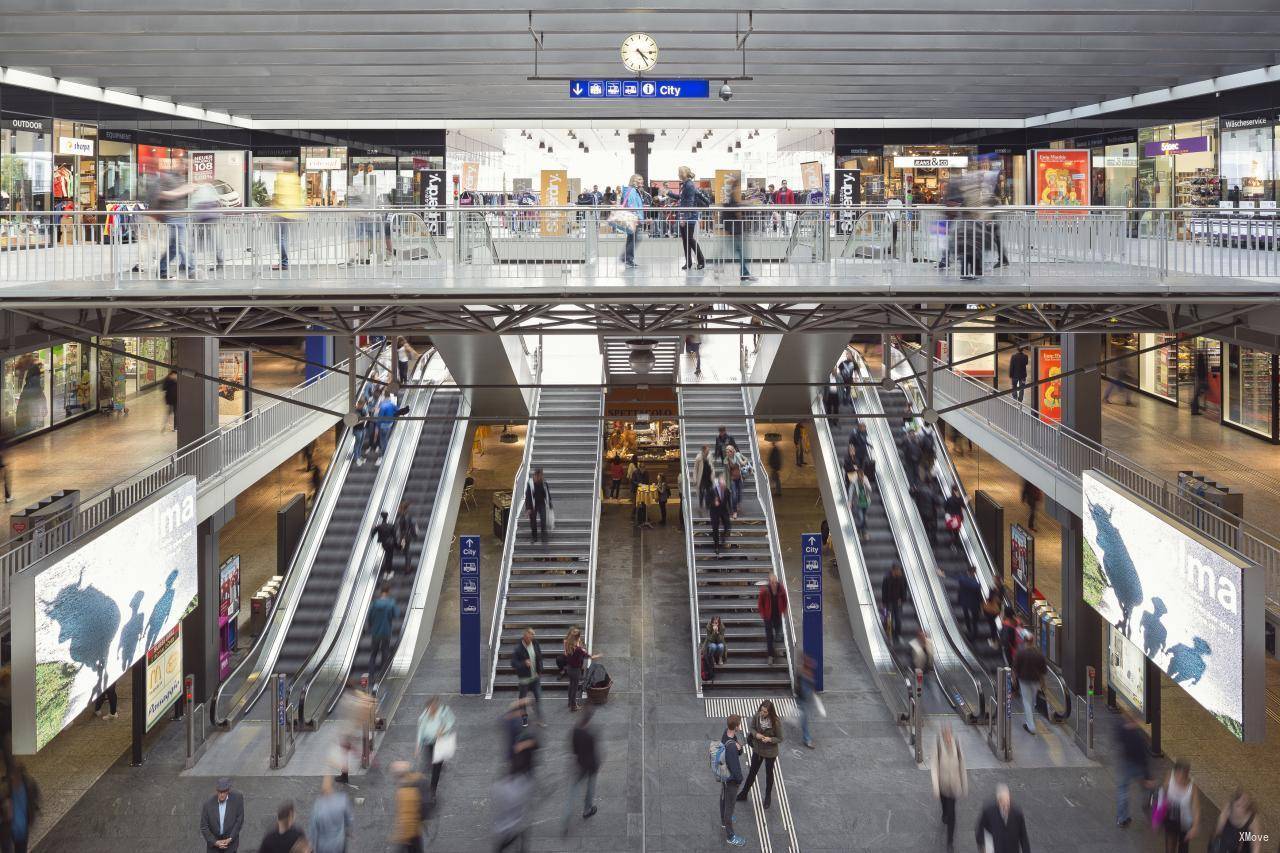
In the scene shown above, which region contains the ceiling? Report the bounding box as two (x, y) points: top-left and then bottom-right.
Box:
(3, 1), (1278, 122)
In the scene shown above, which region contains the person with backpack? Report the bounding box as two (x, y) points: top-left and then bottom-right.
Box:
(931, 723), (968, 850)
(713, 714), (747, 847)
(943, 486), (965, 552)
(736, 699), (785, 810)
(372, 511), (398, 578)
(560, 708), (601, 835)
(390, 761), (430, 853)
(668, 165), (705, 270)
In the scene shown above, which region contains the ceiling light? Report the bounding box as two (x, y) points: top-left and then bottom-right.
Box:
(539, 140), (545, 149)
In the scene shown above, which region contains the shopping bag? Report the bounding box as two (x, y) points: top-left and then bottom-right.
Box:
(433, 730), (457, 763)
(813, 694), (827, 719)
(547, 507), (556, 532)
(607, 209), (638, 233)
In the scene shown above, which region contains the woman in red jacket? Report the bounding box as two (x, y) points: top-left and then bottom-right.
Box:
(757, 575), (789, 664)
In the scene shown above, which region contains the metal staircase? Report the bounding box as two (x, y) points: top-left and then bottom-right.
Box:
(680, 385), (793, 693)
(486, 385), (604, 694)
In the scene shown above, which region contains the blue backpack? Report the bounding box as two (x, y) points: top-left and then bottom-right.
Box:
(709, 740), (730, 782)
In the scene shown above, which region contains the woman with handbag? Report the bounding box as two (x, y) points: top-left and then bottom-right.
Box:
(562, 627), (598, 712)
(415, 696), (456, 798)
(667, 166), (705, 270)
(735, 699), (784, 809)
(1155, 761), (1200, 853)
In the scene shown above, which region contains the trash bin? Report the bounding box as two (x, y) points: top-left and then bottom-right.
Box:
(492, 490), (512, 539)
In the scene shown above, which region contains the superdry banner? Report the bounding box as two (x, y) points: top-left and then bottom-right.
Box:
(834, 169), (861, 235)
(419, 168), (447, 234)
(1035, 345), (1063, 423)
(1032, 149), (1090, 211)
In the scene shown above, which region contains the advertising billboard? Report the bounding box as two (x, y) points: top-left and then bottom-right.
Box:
(145, 623), (183, 731)
(539, 169), (568, 236)
(1032, 149), (1090, 211)
(1010, 523), (1035, 621)
(834, 169), (862, 235)
(1108, 625), (1146, 717)
(1035, 345), (1063, 423)
(949, 328), (996, 377)
(219, 554), (241, 620)
(1082, 470), (1264, 740)
(10, 477), (199, 753)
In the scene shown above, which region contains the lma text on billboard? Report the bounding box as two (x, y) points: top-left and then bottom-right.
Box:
(1082, 470), (1264, 741)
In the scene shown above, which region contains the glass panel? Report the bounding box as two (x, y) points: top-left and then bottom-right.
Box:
(2, 349), (52, 438)
(1225, 345), (1274, 437)
(98, 139), (136, 202)
(1220, 125), (1275, 204)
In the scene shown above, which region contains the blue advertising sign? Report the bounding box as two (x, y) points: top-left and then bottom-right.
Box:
(569, 79), (710, 99)
(459, 535), (481, 694)
(800, 533), (824, 691)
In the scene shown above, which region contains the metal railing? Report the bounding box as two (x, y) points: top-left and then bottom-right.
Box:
(896, 344), (1280, 615)
(676, 385), (706, 697)
(483, 345), (543, 699)
(0, 346), (375, 620)
(582, 372), (606, 655)
(4, 205), (1278, 287)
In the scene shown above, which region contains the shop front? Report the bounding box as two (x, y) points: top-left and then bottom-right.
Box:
(302, 146), (348, 206)
(882, 145), (976, 204)
(1137, 119), (1219, 212)
(96, 337), (173, 413)
(249, 147), (300, 208)
(1223, 344), (1278, 442)
(1106, 332), (1179, 404)
(97, 128), (137, 203)
(52, 120), (98, 240)
(1, 116), (53, 248)
(834, 144), (885, 205)
(1, 340), (97, 440)
(1218, 109), (1279, 205)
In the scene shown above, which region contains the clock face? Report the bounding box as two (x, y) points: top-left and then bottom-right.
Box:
(621, 33), (658, 73)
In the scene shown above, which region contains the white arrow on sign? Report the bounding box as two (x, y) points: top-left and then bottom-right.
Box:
(572, 84), (583, 95)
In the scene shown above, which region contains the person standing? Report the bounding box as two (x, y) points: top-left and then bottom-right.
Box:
(655, 473), (671, 525)
(349, 398), (368, 467)
(308, 776), (353, 853)
(736, 699), (784, 810)
(756, 575), (789, 665)
(1008, 346), (1030, 404)
(415, 696), (456, 798)
(376, 391), (399, 464)
(794, 655), (817, 749)
(394, 337), (418, 385)
(1158, 761), (1200, 853)
(722, 177), (754, 281)
(793, 421), (808, 466)
(200, 778), (244, 853)
(668, 165), (705, 270)
(618, 174), (646, 268)
(974, 784), (1030, 853)
(1114, 709), (1151, 829)
(1020, 479), (1041, 532)
(931, 724), (968, 851)
(1013, 641), (1047, 735)
(943, 486), (965, 552)
(847, 463), (871, 542)
(372, 511), (398, 578)
(367, 585), (398, 677)
(849, 421), (871, 470)
(709, 476), (732, 554)
(726, 448), (745, 521)
(881, 563), (908, 643)
(608, 456), (624, 500)
(956, 567), (984, 641)
(256, 801), (304, 853)
(695, 445), (713, 510)
(718, 714), (747, 847)
(561, 708), (601, 834)
(4, 761), (39, 853)
(394, 499), (418, 574)
(162, 369), (178, 432)
(561, 627), (597, 713)
(511, 628), (545, 727)
(767, 439), (783, 497)
(525, 467), (552, 544)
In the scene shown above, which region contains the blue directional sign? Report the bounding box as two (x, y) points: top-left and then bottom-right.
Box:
(459, 535), (482, 694)
(801, 533), (824, 691)
(569, 79), (710, 99)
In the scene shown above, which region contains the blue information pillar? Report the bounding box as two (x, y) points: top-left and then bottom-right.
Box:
(801, 532), (824, 691)
(459, 535), (482, 694)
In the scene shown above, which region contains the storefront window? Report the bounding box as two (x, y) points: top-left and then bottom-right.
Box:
(882, 145), (976, 204)
(250, 153), (300, 208)
(137, 144), (188, 205)
(97, 337), (172, 409)
(836, 150), (885, 204)
(98, 139), (136, 202)
(1220, 124), (1275, 204)
(218, 349), (249, 422)
(1104, 142), (1139, 207)
(1107, 333), (1139, 387)
(1139, 332), (1179, 402)
(53, 120), (98, 213)
(1178, 337), (1222, 418)
(351, 154), (400, 206)
(405, 154), (445, 206)
(302, 146), (348, 206)
(1138, 119), (1218, 211)
(50, 342), (96, 425)
(1224, 345), (1275, 438)
(2, 349), (51, 439)
(2, 117), (54, 247)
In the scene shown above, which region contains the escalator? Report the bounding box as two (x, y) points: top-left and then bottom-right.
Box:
(211, 350), (424, 726)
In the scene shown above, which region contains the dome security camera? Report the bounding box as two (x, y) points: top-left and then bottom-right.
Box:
(629, 346), (656, 375)
(719, 82), (733, 102)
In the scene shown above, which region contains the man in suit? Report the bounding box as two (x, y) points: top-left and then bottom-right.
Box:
(709, 476), (732, 554)
(200, 777), (244, 852)
(974, 783), (1031, 853)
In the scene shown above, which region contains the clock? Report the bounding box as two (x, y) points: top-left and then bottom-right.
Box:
(621, 33), (658, 73)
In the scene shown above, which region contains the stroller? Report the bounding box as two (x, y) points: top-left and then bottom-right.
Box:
(583, 660), (613, 705)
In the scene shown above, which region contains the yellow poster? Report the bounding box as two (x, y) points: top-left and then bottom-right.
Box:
(800, 161), (824, 192)
(460, 162), (480, 192)
(714, 169), (742, 204)
(540, 169), (568, 236)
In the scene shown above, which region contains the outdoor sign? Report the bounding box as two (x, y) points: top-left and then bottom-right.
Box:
(459, 535), (481, 694)
(539, 169), (568, 236)
(569, 79), (709, 99)
(303, 156), (342, 171)
(1032, 149), (1090, 210)
(191, 152), (216, 183)
(145, 623), (182, 731)
(1082, 470), (1264, 741)
(1034, 345), (1063, 423)
(1142, 136), (1211, 157)
(893, 155), (968, 169)
(1010, 523), (1035, 622)
(834, 169), (861, 235)
(57, 137), (94, 157)
(800, 161), (824, 192)
(801, 533), (823, 691)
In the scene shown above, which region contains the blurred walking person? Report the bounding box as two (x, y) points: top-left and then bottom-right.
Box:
(256, 801), (304, 853)
(560, 708), (601, 835)
(1158, 761), (1201, 853)
(618, 173), (646, 268)
(271, 170), (304, 271)
(308, 776), (353, 853)
(390, 762), (430, 853)
(394, 499), (418, 574)
(1013, 641), (1047, 735)
(794, 654), (818, 749)
(162, 369), (178, 432)
(723, 176), (754, 281)
(1210, 789), (1261, 852)
(793, 421), (808, 466)
(492, 745), (535, 852)
(1114, 708), (1151, 828)
(1020, 479), (1041, 532)
(931, 723), (967, 850)
(881, 563), (908, 643)
(415, 696), (456, 799)
(974, 783), (1030, 853)
(4, 761), (40, 853)
(695, 445), (713, 510)
(366, 584), (398, 677)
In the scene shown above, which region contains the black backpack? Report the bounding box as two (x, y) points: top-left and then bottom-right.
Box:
(694, 188), (713, 208)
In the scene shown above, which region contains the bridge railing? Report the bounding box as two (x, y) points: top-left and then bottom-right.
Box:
(2, 205), (1276, 286)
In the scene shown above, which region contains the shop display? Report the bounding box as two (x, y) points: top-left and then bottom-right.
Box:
(1224, 344), (1275, 439)
(2, 349), (51, 439)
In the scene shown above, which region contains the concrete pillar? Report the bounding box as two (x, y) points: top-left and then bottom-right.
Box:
(175, 337), (218, 447)
(1058, 333), (1104, 696)
(628, 131), (654, 185)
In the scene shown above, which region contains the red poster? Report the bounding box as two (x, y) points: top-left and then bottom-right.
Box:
(1033, 150), (1090, 212)
(1036, 346), (1062, 422)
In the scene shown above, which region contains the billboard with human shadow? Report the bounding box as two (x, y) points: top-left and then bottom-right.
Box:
(10, 476), (198, 753)
(1082, 470), (1265, 741)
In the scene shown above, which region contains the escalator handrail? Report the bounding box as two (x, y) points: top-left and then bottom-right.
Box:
(582, 370), (606, 654)
(676, 385), (705, 697)
(850, 356), (989, 720)
(741, 388), (799, 690)
(809, 392), (913, 718)
(210, 343), (389, 727)
(295, 355), (439, 725)
(483, 347), (543, 698)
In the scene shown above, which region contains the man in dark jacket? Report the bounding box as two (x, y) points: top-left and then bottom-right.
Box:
(956, 567), (984, 640)
(974, 784), (1031, 853)
(1013, 643), (1048, 735)
(767, 440), (783, 497)
(720, 715), (747, 846)
(793, 421), (806, 466)
(561, 709), (601, 834)
(511, 628), (546, 726)
(526, 467), (552, 544)
(714, 426), (738, 465)
(372, 511), (398, 577)
(881, 563), (908, 643)
(1009, 346), (1030, 404)
(848, 422), (871, 468)
(199, 777), (244, 852)
(162, 369), (178, 431)
(709, 476), (732, 554)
